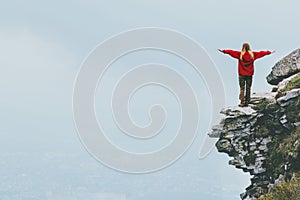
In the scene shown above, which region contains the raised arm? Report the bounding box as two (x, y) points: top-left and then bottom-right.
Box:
(253, 51), (272, 60)
(218, 49), (240, 59)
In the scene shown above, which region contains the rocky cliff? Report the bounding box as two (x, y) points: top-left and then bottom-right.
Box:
(267, 48), (300, 85)
(210, 49), (300, 199)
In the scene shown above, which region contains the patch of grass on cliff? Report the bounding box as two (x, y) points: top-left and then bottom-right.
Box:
(253, 99), (269, 112)
(276, 73), (300, 99)
(271, 127), (300, 162)
(258, 117), (284, 136)
(285, 96), (300, 123)
(284, 73), (300, 91)
(244, 152), (256, 165)
(264, 127), (300, 182)
(259, 178), (300, 200)
(255, 126), (270, 138)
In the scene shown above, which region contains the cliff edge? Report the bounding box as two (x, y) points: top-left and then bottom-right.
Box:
(210, 49), (300, 199)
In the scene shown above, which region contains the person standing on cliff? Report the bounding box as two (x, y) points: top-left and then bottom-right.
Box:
(218, 43), (275, 107)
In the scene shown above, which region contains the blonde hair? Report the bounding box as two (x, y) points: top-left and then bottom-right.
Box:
(240, 43), (254, 60)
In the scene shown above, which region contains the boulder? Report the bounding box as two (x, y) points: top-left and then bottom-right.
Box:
(266, 49), (300, 85)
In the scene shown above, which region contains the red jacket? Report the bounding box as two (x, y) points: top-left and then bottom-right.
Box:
(221, 50), (271, 76)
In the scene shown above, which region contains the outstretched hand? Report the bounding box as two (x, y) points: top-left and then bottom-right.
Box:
(217, 49), (223, 53)
(271, 50), (276, 54)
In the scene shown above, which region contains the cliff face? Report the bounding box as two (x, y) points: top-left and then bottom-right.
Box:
(210, 49), (300, 199)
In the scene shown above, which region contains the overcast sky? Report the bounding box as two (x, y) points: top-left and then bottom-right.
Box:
(1, 1), (300, 199)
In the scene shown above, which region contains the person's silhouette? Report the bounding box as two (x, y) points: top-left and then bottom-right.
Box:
(218, 43), (275, 107)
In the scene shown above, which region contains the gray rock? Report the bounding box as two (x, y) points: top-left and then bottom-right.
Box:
(294, 122), (300, 126)
(216, 139), (232, 153)
(279, 114), (288, 124)
(208, 124), (225, 138)
(258, 145), (267, 151)
(221, 106), (257, 116)
(250, 92), (277, 104)
(250, 145), (257, 151)
(277, 72), (300, 91)
(249, 142), (256, 146)
(223, 116), (254, 131)
(277, 88), (300, 106)
(256, 156), (266, 161)
(223, 132), (235, 139)
(253, 168), (266, 175)
(261, 137), (272, 145)
(266, 48), (300, 85)
(229, 156), (246, 168)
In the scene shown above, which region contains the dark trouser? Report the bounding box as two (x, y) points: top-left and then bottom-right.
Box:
(239, 75), (252, 105)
